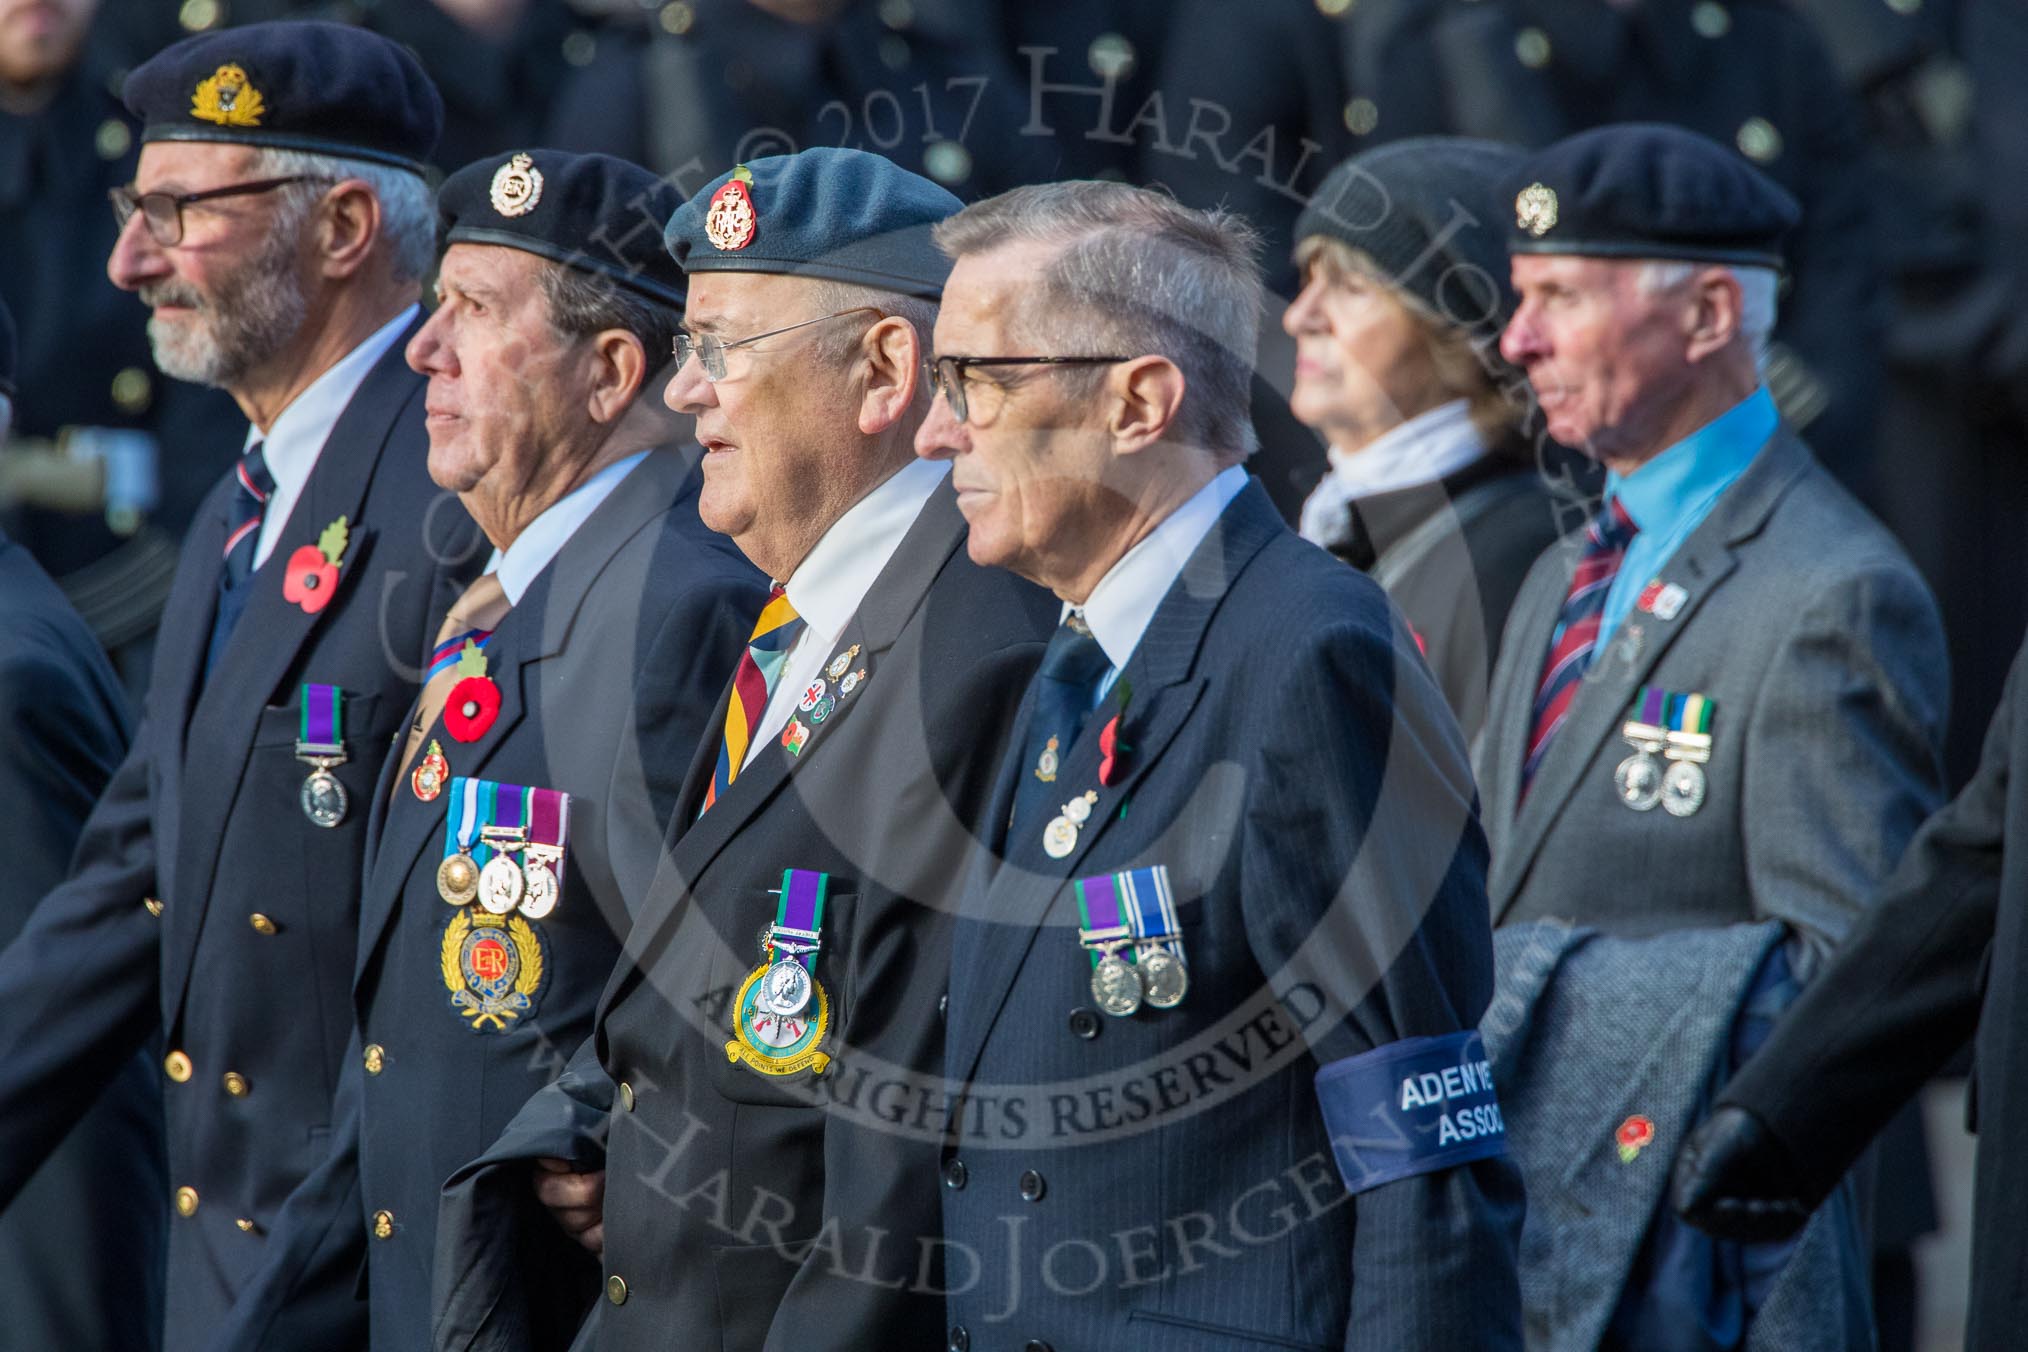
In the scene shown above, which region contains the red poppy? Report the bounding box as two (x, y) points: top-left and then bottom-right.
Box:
(282, 544), (340, 614)
(1614, 1114), (1656, 1162)
(444, 676), (501, 742)
(1098, 715), (1127, 786)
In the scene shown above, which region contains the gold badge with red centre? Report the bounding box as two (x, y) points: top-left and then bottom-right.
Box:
(705, 166), (757, 251)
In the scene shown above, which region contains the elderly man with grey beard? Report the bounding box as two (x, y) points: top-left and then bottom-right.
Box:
(0, 21), (488, 1352)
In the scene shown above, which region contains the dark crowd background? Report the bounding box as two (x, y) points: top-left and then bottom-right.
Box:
(0, 0), (2018, 1342)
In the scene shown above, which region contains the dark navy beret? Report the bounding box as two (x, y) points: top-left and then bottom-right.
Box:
(1501, 123), (1800, 269)
(438, 150), (686, 309)
(666, 148), (961, 300)
(1296, 137), (1525, 334)
(122, 20), (442, 176)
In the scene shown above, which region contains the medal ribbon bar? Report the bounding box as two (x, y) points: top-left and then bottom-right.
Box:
(770, 869), (828, 973)
(296, 683), (345, 759)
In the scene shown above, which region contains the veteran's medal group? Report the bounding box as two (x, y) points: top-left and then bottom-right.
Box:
(0, 12), (1976, 1352)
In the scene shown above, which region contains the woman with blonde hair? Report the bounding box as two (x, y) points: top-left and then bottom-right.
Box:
(1287, 136), (1565, 739)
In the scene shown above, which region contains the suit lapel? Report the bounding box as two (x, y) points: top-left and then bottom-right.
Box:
(352, 450), (697, 984)
(161, 328), (421, 1021)
(152, 500), (229, 903)
(944, 482), (1281, 1091)
(1490, 435), (1810, 918)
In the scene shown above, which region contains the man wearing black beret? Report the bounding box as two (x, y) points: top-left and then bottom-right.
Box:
(204, 147), (767, 1352)
(437, 146), (1057, 1352)
(0, 20), (489, 1352)
(1472, 122), (1947, 1339)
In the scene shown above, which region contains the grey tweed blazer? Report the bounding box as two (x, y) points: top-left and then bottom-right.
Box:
(1476, 431), (1948, 962)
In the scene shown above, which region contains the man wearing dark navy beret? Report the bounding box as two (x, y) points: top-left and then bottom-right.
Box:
(0, 20), (491, 1352)
(201, 147), (767, 1352)
(437, 146), (1058, 1352)
(1472, 122), (1947, 1341)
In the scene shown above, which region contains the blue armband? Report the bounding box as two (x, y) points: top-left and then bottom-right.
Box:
(1314, 1030), (1507, 1194)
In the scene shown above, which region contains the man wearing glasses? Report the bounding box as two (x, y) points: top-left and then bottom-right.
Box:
(916, 181), (1523, 1351)
(435, 146), (1056, 1352)
(0, 22), (488, 1352)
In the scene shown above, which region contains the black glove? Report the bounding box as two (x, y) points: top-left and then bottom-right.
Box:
(1671, 1104), (1818, 1242)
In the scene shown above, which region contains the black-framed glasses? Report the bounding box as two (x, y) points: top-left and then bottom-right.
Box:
(924, 355), (1130, 425)
(673, 306), (883, 382)
(109, 175), (332, 247)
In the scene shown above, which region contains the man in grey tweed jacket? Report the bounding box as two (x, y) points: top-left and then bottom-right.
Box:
(1474, 124), (1948, 1344)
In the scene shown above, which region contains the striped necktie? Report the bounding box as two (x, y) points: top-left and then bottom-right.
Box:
(1522, 498), (1639, 791)
(395, 571), (513, 785)
(204, 442), (275, 679)
(701, 586), (806, 814)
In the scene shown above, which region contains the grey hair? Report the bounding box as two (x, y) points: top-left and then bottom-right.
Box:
(247, 147), (435, 283)
(1637, 260), (1779, 362)
(536, 261), (684, 380)
(931, 181), (1265, 459)
(804, 278), (938, 375)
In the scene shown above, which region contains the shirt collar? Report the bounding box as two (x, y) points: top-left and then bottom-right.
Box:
(1073, 464), (1249, 673)
(1301, 399), (1486, 546)
(1607, 385), (1778, 535)
(484, 450), (651, 604)
(244, 303), (418, 502)
(783, 456), (949, 641)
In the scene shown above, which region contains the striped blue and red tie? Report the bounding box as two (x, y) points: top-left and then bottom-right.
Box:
(1522, 497), (1638, 792)
(205, 442), (274, 678)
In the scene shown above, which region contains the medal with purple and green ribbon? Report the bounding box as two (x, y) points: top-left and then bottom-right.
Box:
(1614, 685), (1669, 812)
(726, 869), (834, 1076)
(476, 781), (530, 915)
(1076, 872), (1144, 1017)
(295, 683), (348, 828)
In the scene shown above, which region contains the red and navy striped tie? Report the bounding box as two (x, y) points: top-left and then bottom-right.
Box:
(221, 442), (273, 590)
(1522, 498), (1638, 792)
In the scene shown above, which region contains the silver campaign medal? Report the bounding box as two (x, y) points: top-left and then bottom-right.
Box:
(1090, 947), (1144, 1017)
(1662, 759), (1708, 817)
(299, 763), (349, 828)
(1138, 946), (1189, 1009)
(478, 853), (525, 915)
(758, 957), (814, 1017)
(519, 848), (561, 920)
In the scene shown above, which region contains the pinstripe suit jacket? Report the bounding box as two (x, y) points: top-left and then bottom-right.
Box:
(1477, 432), (1948, 963)
(941, 481), (1525, 1352)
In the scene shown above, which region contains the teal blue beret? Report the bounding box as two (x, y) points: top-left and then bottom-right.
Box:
(122, 20), (442, 176)
(665, 148), (961, 300)
(438, 150), (686, 309)
(1502, 123), (1800, 270)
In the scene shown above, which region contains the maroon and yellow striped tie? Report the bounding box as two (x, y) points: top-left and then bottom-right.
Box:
(702, 586), (806, 813)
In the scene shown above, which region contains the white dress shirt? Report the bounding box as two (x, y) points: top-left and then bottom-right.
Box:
(1297, 398), (1485, 549)
(483, 451), (650, 604)
(1076, 464), (1248, 702)
(745, 456), (950, 766)
(246, 304), (418, 567)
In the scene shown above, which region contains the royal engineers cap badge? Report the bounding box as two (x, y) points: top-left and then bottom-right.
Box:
(441, 909), (546, 1032)
(706, 166), (758, 251)
(190, 63), (265, 128)
(1515, 182), (1559, 238)
(489, 153), (544, 218)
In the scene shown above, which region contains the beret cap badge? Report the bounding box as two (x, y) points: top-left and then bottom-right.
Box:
(189, 63), (265, 128)
(1515, 183), (1558, 238)
(705, 165), (757, 252)
(488, 153), (543, 219)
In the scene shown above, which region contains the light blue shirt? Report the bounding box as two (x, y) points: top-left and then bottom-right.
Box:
(1074, 464), (1249, 704)
(1599, 386), (1778, 642)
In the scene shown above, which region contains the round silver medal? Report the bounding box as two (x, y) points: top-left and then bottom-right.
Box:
(1042, 815), (1079, 859)
(300, 768), (348, 828)
(1138, 947), (1189, 1009)
(478, 854), (525, 915)
(1662, 760), (1708, 817)
(519, 860), (559, 919)
(1614, 752), (1664, 812)
(1090, 952), (1143, 1017)
(758, 958), (813, 1017)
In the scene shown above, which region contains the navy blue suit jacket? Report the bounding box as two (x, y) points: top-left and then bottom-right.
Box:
(211, 448), (767, 1352)
(0, 320), (486, 1352)
(0, 531), (166, 1351)
(941, 481), (1526, 1351)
